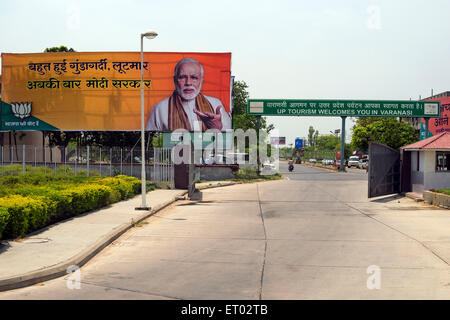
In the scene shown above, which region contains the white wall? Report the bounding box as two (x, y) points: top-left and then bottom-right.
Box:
(423, 150), (450, 191)
(411, 151), (424, 194)
(410, 150), (450, 193)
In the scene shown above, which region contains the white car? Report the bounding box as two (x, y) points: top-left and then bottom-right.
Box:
(321, 159), (334, 165)
(358, 158), (368, 169)
(309, 158), (317, 163)
(347, 156), (360, 168)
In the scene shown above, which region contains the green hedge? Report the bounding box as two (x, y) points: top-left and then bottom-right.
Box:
(0, 207), (9, 240)
(432, 189), (450, 196)
(0, 174), (147, 240)
(0, 195), (53, 239)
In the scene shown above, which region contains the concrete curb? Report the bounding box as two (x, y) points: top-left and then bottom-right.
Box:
(0, 181), (246, 292)
(423, 190), (450, 209)
(196, 181), (243, 190)
(301, 163), (340, 173)
(405, 192), (424, 202)
(0, 191), (188, 292)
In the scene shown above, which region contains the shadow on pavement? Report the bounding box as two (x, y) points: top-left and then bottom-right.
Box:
(0, 241), (11, 255)
(370, 194), (404, 203)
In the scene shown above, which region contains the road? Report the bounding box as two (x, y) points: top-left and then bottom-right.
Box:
(1, 163), (449, 299)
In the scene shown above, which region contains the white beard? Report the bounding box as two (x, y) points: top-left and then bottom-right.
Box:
(177, 85), (201, 101)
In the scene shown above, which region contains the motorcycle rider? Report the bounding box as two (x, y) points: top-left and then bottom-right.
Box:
(288, 159), (294, 172)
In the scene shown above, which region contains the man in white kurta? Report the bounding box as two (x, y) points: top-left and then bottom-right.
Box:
(146, 57), (231, 132)
(146, 95), (231, 131)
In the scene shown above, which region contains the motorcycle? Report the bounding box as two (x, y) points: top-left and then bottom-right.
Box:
(288, 164), (294, 172)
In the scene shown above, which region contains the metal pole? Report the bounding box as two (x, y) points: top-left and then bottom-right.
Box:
(425, 118), (429, 139)
(340, 116), (346, 172)
(160, 148), (163, 189)
(1, 146), (3, 176)
(11, 146), (13, 175)
(100, 147), (102, 176)
(159, 148), (161, 188)
(120, 148), (123, 175)
(137, 34), (149, 210)
(164, 148), (167, 189)
(110, 148), (112, 177)
(86, 146), (89, 176)
(64, 147), (67, 176)
(44, 147), (47, 175)
(157, 149), (159, 187)
(75, 148), (77, 175)
(257, 116), (261, 175)
(22, 145), (25, 175)
(35, 146), (37, 174)
(152, 148), (155, 187)
(54, 148), (56, 176)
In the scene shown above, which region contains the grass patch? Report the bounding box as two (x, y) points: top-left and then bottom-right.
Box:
(431, 189), (450, 196)
(232, 168), (283, 182)
(302, 162), (339, 171)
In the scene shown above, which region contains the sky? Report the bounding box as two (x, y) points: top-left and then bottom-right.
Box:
(1, 0), (450, 145)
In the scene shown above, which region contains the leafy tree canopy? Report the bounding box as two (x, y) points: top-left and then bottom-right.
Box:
(315, 134), (339, 151)
(232, 80), (274, 133)
(44, 46), (75, 52)
(351, 117), (418, 151)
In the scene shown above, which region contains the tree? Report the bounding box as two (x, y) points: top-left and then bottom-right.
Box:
(44, 46), (75, 52)
(337, 142), (353, 159)
(315, 134), (339, 151)
(308, 126), (315, 146)
(279, 146), (295, 159)
(352, 117), (418, 151)
(232, 80), (274, 133)
(314, 130), (319, 147)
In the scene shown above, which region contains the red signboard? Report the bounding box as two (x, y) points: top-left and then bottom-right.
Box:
(422, 96), (450, 135)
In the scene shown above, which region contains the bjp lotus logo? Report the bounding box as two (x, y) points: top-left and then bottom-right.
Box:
(11, 102), (32, 120)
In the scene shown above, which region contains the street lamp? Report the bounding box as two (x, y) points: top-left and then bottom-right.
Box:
(136, 30), (158, 211)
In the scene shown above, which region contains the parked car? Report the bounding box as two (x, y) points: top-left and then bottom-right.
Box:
(347, 156), (360, 168)
(309, 158), (317, 163)
(358, 158), (368, 169)
(322, 159), (334, 165)
(335, 159), (348, 167)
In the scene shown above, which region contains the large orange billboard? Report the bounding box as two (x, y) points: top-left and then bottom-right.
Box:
(1, 52), (232, 131)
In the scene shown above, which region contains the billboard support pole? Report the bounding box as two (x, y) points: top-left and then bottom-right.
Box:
(339, 116), (346, 172)
(257, 116), (261, 175)
(136, 30), (157, 211)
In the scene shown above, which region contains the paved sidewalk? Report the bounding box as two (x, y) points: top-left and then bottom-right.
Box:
(0, 181), (240, 292)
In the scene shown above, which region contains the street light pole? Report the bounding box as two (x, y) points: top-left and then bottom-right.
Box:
(136, 30), (158, 211)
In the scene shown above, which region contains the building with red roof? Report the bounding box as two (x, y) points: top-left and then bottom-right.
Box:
(401, 132), (450, 194)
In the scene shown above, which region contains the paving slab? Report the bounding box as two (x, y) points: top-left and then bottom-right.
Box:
(0, 181), (242, 292)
